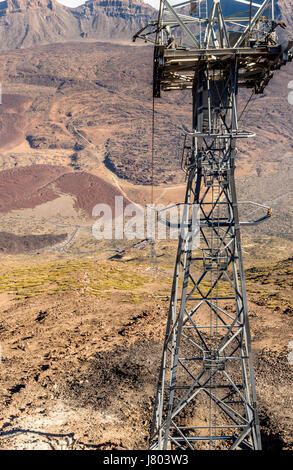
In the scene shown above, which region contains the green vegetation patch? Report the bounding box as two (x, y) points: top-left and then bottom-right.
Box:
(0, 258), (147, 300)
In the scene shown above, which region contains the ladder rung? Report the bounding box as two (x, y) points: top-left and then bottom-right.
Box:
(177, 297), (236, 300)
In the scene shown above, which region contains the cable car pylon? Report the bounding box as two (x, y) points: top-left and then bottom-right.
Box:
(134, 0), (292, 450)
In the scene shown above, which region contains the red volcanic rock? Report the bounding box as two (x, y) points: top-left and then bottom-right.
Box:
(0, 165), (72, 213)
(0, 164), (130, 216)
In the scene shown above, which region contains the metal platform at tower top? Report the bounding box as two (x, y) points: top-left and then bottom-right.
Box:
(134, 0), (292, 451)
(134, 0), (292, 94)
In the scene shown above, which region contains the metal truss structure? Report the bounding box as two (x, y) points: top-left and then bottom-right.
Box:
(134, 0), (292, 450)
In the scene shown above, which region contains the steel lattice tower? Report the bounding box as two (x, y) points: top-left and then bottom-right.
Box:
(134, 0), (292, 450)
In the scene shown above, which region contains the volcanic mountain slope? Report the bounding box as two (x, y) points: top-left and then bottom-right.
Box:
(0, 0), (291, 52)
(0, 40), (291, 185)
(0, 0), (78, 50)
(73, 0), (154, 40)
(0, 0), (155, 50)
(0, 94), (32, 151)
(0, 41), (190, 185)
(0, 40), (292, 256)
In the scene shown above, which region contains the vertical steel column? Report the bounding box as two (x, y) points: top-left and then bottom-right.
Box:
(150, 61), (261, 450)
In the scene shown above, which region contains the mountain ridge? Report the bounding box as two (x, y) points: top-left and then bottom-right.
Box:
(0, 0), (155, 50)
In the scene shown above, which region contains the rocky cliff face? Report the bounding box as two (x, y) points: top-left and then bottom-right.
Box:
(0, 0), (155, 50)
(0, 0), (80, 49)
(0, 0), (55, 14)
(72, 0), (154, 40)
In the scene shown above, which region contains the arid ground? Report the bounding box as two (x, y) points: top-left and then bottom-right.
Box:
(0, 248), (292, 450)
(0, 39), (292, 450)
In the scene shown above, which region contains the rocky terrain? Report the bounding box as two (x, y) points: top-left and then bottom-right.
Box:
(0, 0), (155, 50)
(0, 0), (292, 452)
(0, 231), (67, 253)
(277, 0), (293, 31)
(0, 39), (292, 251)
(0, 252), (292, 449)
